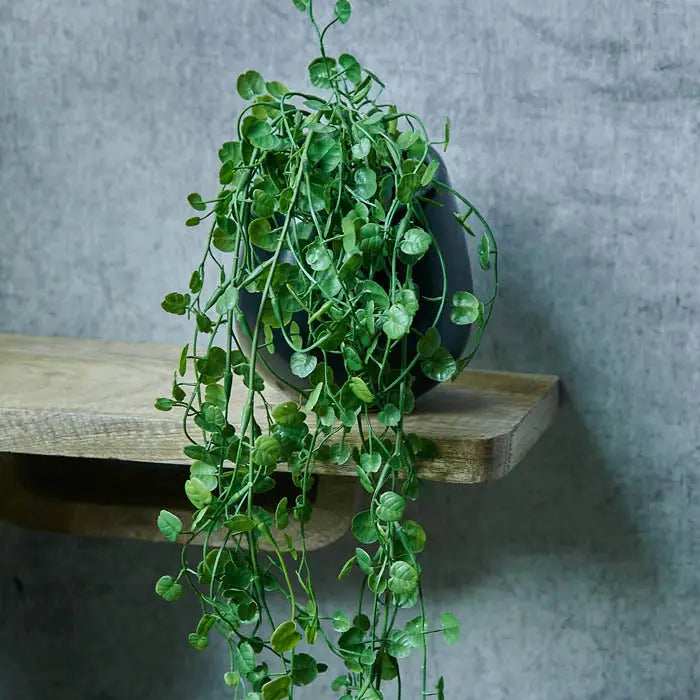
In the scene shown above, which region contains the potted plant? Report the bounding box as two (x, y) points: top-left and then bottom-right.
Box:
(154, 1), (498, 697)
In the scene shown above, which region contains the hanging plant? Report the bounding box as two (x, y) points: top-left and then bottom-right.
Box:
(155, 1), (498, 698)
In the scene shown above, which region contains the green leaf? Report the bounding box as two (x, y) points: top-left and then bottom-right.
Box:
(354, 167), (377, 199)
(382, 304), (410, 340)
(305, 240), (332, 271)
(386, 629), (413, 659)
(308, 57), (337, 89)
(351, 510), (378, 544)
(352, 138), (371, 160)
(342, 345), (363, 371)
(178, 344), (188, 376)
(397, 130), (419, 150)
(157, 510), (183, 542)
(155, 575), (183, 602)
(253, 189), (276, 219)
(347, 377), (374, 403)
(332, 610), (350, 632)
(184, 477), (212, 508)
(225, 514), (257, 533)
(190, 461), (217, 490)
(262, 675), (292, 700)
(334, 0), (351, 23)
(291, 0), (308, 11)
(154, 397), (175, 411)
(405, 616), (425, 648)
(440, 612), (460, 645)
(376, 491), (405, 522)
(478, 233), (491, 270)
(251, 435), (281, 468)
(189, 269), (203, 294)
(188, 633), (208, 651)
(172, 382), (185, 402)
(272, 401), (304, 427)
(355, 548), (374, 575)
(266, 80), (289, 98)
(361, 280), (390, 309)
(450, 290), (480, 325)
(215, 285), (238, 315)
(388, 561), (418, 595)
(402, 520), (426, 553)
(396, 288), (418, 315)
(224, 671), (240, 687)
(437, 676), (446, 700)
(417, 327), (440, 358)
(305, 382), (323, 411)
(360, 452), (381, 474)
(400, 227), (431, 258)
(204, 383), (226, 409)
(421, 158), (440, 186)
(185, 216), (201, 227)
(248, 218), (278, 252)
(339, 53), (362, 83)
(237, 70), (265, 100)
(397, 173), (420, 203)
(378, 403), (401, 427)
(444, 116), (451, 151)
(270, 620), (302, 653)
(290, 351), (317, 378)
(275, 497), (289, 529)
(213, 228), (237, 252)
(420, 347), (457, 382)
(187, 192), (206, 211)
(219, 141), (242, 164)
(234, 642), (256, 674)
(161, 292), (190, 315)
(291, 653), (319, 686)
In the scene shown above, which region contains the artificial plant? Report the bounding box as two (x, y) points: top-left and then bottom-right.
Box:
(155, 1), (498, 698)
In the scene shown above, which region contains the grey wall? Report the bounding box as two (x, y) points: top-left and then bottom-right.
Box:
(1, 0), (700, 698)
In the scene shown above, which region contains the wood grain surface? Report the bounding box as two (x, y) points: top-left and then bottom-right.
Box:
(0, 333), (559, 484)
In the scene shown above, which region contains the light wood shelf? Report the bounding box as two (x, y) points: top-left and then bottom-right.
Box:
(0, 334), (559, 546)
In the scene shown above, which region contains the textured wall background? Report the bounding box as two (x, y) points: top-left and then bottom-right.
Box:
(2, 0), (700, 698)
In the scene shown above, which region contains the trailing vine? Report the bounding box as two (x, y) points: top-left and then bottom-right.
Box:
(154, 1), (498, 698)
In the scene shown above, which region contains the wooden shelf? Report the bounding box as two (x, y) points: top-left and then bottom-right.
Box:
(0, 333), (558, 546)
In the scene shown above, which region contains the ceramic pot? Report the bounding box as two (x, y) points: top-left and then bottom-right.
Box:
(237, 149), (473, 399)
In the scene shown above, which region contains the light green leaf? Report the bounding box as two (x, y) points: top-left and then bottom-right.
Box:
(352, 138), (371, 160)
(266, 80), (289, 98)
(155, 575), (183, 601)
(215, 284), (238, 315)
(290, 351), (317, 378)
(376, 491), (405, 522)
(354, 167), (377, 199)
(339, 53), (362, 83)
(388, 561), (418, 595)
(360, 452), (381, 473)
(397, 173), (420, 203)
(440, 612), (460, 645)
(275, 497), (289, 530)
(478, 233), (491, 270)
(270, 620), (302, 653)
(378, 403), (401, 427)
(386, 629), (413, 659)
(305, 241), (332, 271)
(237, 70), (265, 100)
(251, 435), (281, 468)
(351, 510), (378, 544)
(402, 520), (426, 553)
(234, 641), (256, 674)
(154, 397), (175, 411)
(332, 610), (350, 632)
(184, 478), (212, 508)
(397, 130), (419, 150)
(400, 228), (431, 258)
(382, 304), (410, 340)
(262, 675), (292, 700)
(225, 514), (257, 533)
(305, 382), (323, 411)
(355, 548), (374, 575)
(347, 377), (374, 403)
(421, 158), (440, 186)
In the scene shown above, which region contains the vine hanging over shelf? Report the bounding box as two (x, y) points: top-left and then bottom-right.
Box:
(154, 1), (498, 698)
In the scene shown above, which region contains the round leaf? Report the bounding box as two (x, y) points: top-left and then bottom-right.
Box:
(377, 403), (401, 427)
(291, 653), (319, 686)
(334, 0), (351, 24)
(351, 510), (378, 544)
(184, 477), (212, 509)
(450, 291), (480, 325)
(270, 620), (302, 653)
(376, 491), (405, 522)
(388, 561), (418, 595)
(417, 327), (440, 358)
(382, 304), (410, 340)
(354, 167), (377, 199)
(290, 351), (317, 378)
(440, 612), (460, 645)
(237, 70), (265, 99)
(400, 227), (431, 258)
(155, 575), (183, 602)
(420, 347), (457, 382)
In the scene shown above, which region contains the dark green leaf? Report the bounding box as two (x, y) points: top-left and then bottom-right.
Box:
(334, 0), (351, 24)
(478, 233), (491, 270)
(187, 192), (207, 211)
(154, 397), (175, 411)
(161, 292), (190, 315)
(417, 327), (440, 358)
(402, 520), (426, 553)
(450, 290), (480, 325)
(185, 216), (201, 227)
(388, 561), (418, 595)
(308, 57), (337, 89)
(225, 514), (257, 533)
(291, 653), (318, 686)
(397, 173), (420, 203)
(420, 347), (457, 382)
(355, 548), (374, 575)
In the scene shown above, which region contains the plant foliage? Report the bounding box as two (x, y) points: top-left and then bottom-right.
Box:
(155, 1), (498, 697)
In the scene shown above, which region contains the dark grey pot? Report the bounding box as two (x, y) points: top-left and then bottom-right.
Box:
(237, 149), (473, 399)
